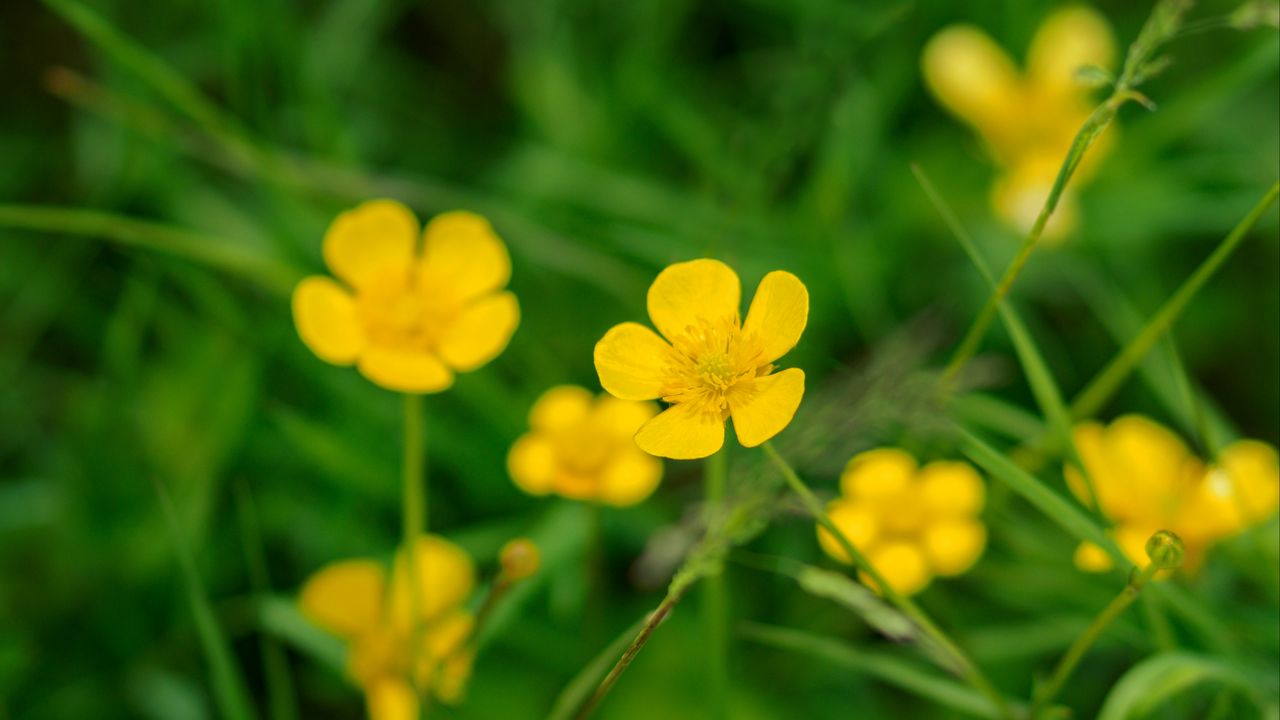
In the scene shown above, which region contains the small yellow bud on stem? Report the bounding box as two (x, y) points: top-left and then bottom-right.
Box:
(499, 538), (541, 582)
(1144, 530), (1184, 571)
(1032, 529), (1180, 716)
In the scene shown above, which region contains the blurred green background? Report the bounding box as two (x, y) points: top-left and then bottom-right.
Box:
(1, 0), (1278, 718)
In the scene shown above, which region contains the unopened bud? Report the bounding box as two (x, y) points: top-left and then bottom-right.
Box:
(1145, 530), (1184, 570)
(500, 538), (541, 581)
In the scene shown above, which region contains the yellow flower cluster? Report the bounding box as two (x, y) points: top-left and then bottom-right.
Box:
(593, 258), (809, 459)
(299, 535), (477, 720)
(922, 6), (1115, 238)
(508, 385), (664, 506)
(292, 200), (519, 393)
(1068, 415), (1280, 573)
(817, 449), (988, 597)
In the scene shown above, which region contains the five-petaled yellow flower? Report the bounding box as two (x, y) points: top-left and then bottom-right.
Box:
(593, 259), (808, 460)
(817, 448), (988, 597)
(292, 200), (519, 393)
(1068, 415), (1279, 574)
(922, 6), (1115, 239)
(299, 535), (477, 720)
(508, 385), (664, 506)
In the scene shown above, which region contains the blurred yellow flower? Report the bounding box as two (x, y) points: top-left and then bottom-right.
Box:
(292, 200), (519, 393)
(594, 259), (808, 460)
(299, 535), (477, 719)
(508, 385), (664, 505)
(922, 6), (1116, 239)
(1067, 415), (1280, 573)
(816, 448), (988, 596)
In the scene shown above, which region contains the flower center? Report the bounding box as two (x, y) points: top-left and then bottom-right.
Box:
(660, 316), (770, 417)
(357, 269), (461, 352)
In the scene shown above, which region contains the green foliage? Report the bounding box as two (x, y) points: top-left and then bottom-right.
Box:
(0, 0), (1277, 718)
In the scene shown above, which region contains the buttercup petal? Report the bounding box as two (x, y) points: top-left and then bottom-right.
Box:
(862, 542), (932, 597)
(507, 434), (558, 496)
(418, 211), (511, 303)
(921, 25), (1023, 157)
(1027, 6), (1115, 104)
(298, 559), (386, 639)
(646, 258), (741, 342)
(434, 648), (475, 704)
(922, 519), (987, 576)
(634, 403), (725, 460)
(1105, 415), (1197, 516)
(594, 322), (671, 401)
(816, 498), (879, 564)
(598, 448), (664, 506)
(594, 396), (660, 440)
(358, 346), (454, 394)
(1218, 440), (1280, 523)
(292, 276), (366, 364)
(367, 678), (418, 720)
(840, 448), (917, 500)
(918, 461), (986, 517)
(421, 610), (474, 660)
(529, 385), (594, 432)
(1073, 541), (1114, 572)
(743, 271), (809, 363)
(436, 291), (519, 371)
(728, 368), (805, 448)
(390, 535), (476, 628)
(323, 199), (418, 290)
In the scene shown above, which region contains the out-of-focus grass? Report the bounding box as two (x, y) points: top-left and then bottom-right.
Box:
(0, 0), (1277, 718)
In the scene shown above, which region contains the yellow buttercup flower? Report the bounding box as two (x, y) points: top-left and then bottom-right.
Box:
(816, 449), (988, 596)
(292, 200), (519, 393)
(1066, 415), (1280, 573)
(508, 385), (664, 505)
(593, 259), (808, 460)
(922, 6), (1116, 238)
(299, 535), (477, 719)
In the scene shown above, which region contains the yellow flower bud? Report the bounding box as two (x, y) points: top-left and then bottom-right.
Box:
(500, 538), (541, 581)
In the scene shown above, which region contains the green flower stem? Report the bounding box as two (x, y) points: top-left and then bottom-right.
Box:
(576, 585), (690, 720)
(1029, 561), (1163, 717)
(704, 447), (730, 719)
(402, 393), (427, 697)
(761, 443), (1011, 720)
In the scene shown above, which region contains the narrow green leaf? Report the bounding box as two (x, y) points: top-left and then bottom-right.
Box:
(1071, 181), (1280, 421)
(150, 477), (258, 720)
(234, 483), (299, 720)
(950, 393), (1047, 444)
(0, 205), (299, 293)
(793, 565), (917, 643)
(41, 0), (257, 161)
(912, 164), (1101, 507)
(1097, 652), (1262, 720)
(740, 623), (1004, 719)
(959, 429), (1127, 568)
(257, 596), (347, 676)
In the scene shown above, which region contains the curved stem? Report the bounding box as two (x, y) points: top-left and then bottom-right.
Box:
(703, 447), (730, 718)
(402, 393), (427, 696)
(1030, 562), (1161, 717)
(575, 586), (689, 720)
(761, 442), (1011, 719)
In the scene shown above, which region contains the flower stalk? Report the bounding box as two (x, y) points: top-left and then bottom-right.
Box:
(575, 586), (690, 720)
(402, 393), (427, 696)
(1030, 531), (1184, 717)
(704, 446), (730, 718)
